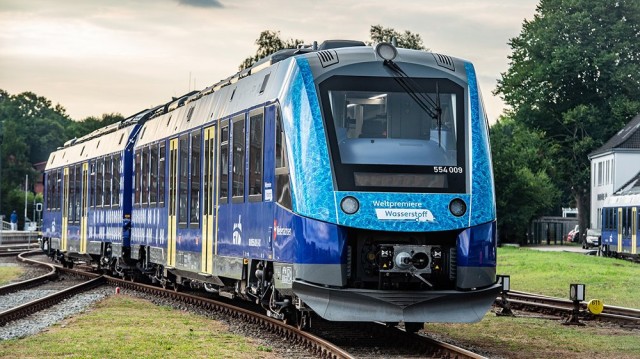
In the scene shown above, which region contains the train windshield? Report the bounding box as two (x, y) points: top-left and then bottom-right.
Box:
(319, 75), (466, 193)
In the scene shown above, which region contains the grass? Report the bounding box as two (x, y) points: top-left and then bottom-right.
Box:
(0, 295), (278, 359)
(421, 247), (640, 359)
(0, 265), (23, 286)
(497, 246), (640, 308)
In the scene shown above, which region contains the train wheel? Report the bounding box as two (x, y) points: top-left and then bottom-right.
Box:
(404, 322), (423, 333)
(297, 311), (311, 331)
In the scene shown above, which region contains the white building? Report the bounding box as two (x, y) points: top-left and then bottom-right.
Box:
(588, 114), (640, 229)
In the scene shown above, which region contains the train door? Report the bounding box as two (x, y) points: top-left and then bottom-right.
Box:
(61, 167), (70, 251)
(80, 162), (89, 253)
(201, 126), (216, 274)
(623, 207), (632, 253)
(167, 138), (179, 268)
(617, 208), (623, 253)
(632, 207), (637, 255)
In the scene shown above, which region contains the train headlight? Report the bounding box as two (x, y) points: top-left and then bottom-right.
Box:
(340, 196), (360, 214)
(449, 198), (467, 217)
(375, 42), (398, 61)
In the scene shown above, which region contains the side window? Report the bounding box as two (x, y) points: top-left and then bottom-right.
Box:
(89, 161), (95, 208)
(219, 121), (229, 202)
(134, 150), (141, 206)
(190, 131), (201, 225)
(112, 154), (121, 207)
(158, 143), (166, 207)
(55, 169), (61, 210)
(249, 109), (264, 202)
(104, 156), (112, 207)
(96, 159), (104, 207)
(74, 164), (81, 222)
(232, 114), (246, 203)
(275, 106), (292, 209)
(142, 147), (149, 206)
(46, 172), (52, 210)
(178, 135), (189, 224)
(150, 146), (158, 206)
(68, 166), (76, 221)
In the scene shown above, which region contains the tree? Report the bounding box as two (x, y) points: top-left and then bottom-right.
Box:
(491, 115), (560, 243)
(495, 0), (640, 234)
(239, 26), (428, 70)
(369, 25), (426, 50)
(239, 30), (304, 70)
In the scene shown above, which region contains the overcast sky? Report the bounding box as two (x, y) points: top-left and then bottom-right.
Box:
(0, 0), (539, 123)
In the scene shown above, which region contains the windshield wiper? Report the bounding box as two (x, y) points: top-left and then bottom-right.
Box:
(383, 60), (443, 146)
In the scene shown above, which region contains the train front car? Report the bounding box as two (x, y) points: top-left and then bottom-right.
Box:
(273, 42), (500, 328)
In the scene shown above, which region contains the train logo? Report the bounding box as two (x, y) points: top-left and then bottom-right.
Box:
(232, 215), (242, 245)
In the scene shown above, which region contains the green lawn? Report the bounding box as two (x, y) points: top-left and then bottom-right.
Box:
(0, 295), (278, 359)
(497, 246), (640, 308)
(0, 265), (23, 286)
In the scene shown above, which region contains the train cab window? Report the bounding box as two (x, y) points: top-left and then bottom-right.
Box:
(142, 148), (149, 206)
(231, 114), (246, 203)
(190, 131), (201, 225)
(219, 121), (230, 203)
(96, 159), (104, 207)
(150, 146), (158, 206)
(248, 109), (264, 202)
(112, 155), (121, 207)
(319, 76), (466, 193)
(158, 143), (166, 207)
(104, 156), (112, 207)
(178, 135), (189, 225)
(133, 149), (142, 206)
(274, 107), (292, 209)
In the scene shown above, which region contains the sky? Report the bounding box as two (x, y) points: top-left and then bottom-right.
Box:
(0, 0), (540, 123)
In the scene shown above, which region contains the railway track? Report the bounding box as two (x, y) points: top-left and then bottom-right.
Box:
(5, 251), (487, 358)
(499, 290), (640, 327)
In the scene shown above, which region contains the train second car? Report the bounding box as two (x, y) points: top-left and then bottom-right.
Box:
(42, 40), (500, 330)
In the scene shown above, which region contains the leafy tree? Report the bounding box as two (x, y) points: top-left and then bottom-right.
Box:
(239, 26), (427, 70)
(68, 113), (124, 139)
(495, 0), (640, 233)
(368, 25), (426, 50)
(239, 30), (304, 70)
(491, 115), (560, 243)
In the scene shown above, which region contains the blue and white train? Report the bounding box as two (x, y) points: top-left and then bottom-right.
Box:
(601, 178), (640, 260)
(41, 40), (500, 331)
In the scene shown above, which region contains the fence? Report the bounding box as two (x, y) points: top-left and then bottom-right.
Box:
(528, 217), (579, 245)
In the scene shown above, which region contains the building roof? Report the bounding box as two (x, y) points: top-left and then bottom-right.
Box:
(589, 113), (640, 158)
(615, 169), (640, 195)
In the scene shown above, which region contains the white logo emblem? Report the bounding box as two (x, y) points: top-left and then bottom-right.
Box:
(232, 215), (242, 245)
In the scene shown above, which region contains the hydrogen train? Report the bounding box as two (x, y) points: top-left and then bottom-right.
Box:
(601, 176), (640, 260)
(41, 40), (500, 331)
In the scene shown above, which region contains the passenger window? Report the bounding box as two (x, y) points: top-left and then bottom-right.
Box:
(112, 155), (121, 207)
(89, 161), (95, 208)
(150, 146), (158, 206)
(219, 121), (229, 202)
(134, 150), (141, 206)
(142, 148), (149, 206)
(190, 131), (201, 225)
(274, 106), (291, 209)
(249, 109), (264, 202)
(232, 114), (246, 202)
(159, 143), (166, 207)
(178, 135), (189, 224)
(74, 164), (81, 222)
(104, 156), (112, 207)
(97, 159), (104, 207)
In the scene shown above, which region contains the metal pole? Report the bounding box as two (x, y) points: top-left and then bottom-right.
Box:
(25, 174), (28, 231)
